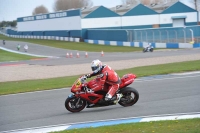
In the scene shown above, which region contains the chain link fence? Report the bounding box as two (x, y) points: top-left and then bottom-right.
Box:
(127, 25), (199, 43)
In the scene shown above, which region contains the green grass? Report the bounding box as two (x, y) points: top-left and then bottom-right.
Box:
(0, 49), (40, 62)
(116, 60), (200, 77)
(53, 118), (200, 133)
(0, 60), (199, 95)
(0, 34), (142, 52)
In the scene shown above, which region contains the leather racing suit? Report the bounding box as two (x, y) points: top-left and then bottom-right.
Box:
(87, 64), (121, 98)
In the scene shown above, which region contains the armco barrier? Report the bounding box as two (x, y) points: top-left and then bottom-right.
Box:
(0, 32), (80, 42)
(84, 39), (200, 48)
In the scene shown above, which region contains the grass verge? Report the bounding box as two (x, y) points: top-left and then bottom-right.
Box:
(0, 60), (199, 95)
(0, 49), (40, 62)
(0, 34), (142, 52)
(53, 118), (200, 133)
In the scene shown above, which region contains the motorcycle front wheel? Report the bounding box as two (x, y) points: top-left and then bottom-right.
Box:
(65, 96), (86, 113)
(143, 48), (146, 52)
(118, 87), (139, 107)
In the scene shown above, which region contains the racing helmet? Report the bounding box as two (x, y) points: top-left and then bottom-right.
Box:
(91, 59), (102, 73)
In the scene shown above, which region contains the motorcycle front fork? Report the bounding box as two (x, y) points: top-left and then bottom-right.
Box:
(75, 97), (81, 107)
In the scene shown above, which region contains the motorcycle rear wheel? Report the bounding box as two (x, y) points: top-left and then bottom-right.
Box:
(65, 96), (86, 113)
(118, 87), (139, 107)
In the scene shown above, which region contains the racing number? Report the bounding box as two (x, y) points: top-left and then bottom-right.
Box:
(75, 80), (81, 88)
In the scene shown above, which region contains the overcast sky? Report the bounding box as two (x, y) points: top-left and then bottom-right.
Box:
(0, 0), (195, 21)
(0, 0), (121, 21)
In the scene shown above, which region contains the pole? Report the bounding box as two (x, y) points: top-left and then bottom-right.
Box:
(152, 30), (154, 42)
(189, 29), (194, 42)
(135, 30), (137, 42)
(125, 30), (129, 42)
(174, 30), (177, 43)
(183, 29), (186, 43)
(166, 30), (169, 43)
(158, 30), (161, 42)
(145, 31), (147, 42)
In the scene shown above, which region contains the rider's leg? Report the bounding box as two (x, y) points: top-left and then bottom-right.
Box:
(105, 84), (119, 101)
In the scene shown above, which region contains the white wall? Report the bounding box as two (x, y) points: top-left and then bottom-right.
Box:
(159, 12), (197, 24)
(81, 17), (121, 28)
(122, 15), (159, 27)
(198, 12), (200, 22)
(18, 16), (81, 31)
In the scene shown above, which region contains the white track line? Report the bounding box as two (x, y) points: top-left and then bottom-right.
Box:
(171, 71), (200, 75)
(0, 46), (55, 58)
(135, 74), (200, 82)
(1, 112), (200, 133)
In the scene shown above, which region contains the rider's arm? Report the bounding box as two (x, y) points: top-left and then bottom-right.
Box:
(86, 65), (105, 78)
(86, 72), (98, 78)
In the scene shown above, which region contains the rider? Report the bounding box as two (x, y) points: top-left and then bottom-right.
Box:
(85, 59), (122, 103)
(146, 43), (151, 50)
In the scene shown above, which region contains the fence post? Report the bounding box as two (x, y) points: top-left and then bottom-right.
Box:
(131, 30), (133, 42)
(145, 31), (147, 42)
(166, 30), (169, 43)
(182, 29), (186, 43)
(129, 31), (132, 42)
(174, 30), (177, 43)
(189, 29), (194, 42)
(158, 30), (161, 42)
(152, 30), (154, 42)
(134, 30), (137, 42)
(125, 30), (129, 42)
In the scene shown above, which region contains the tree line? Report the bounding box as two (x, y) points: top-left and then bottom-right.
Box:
(33, 0), (196, 16)
(32, 0), (93, 15)
(0, 20), (17, 27)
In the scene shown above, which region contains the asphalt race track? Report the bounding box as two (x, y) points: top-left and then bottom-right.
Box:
(1, 40), (200, 66)
(0, 40), (200, 132)
(0, 73), (200, 132)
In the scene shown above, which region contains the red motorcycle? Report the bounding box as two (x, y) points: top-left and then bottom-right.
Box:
(65, 73), (139, 113)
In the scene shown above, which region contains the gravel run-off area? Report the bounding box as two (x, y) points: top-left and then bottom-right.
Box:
(0, 53), (200, 82)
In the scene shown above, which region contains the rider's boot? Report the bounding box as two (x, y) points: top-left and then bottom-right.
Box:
(105, 94), (123, 104)
(105, 94), (112, 101)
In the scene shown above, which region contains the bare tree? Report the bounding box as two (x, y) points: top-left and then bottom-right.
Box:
(121, 0), (139, 5)
(32, 5), (49, 15)
(121, 0), (168, 5)
(122, 0), (200, 10)
(54, 0), (93, 11)
(197, 0), (200, 10)
(195, 0), (200, 11)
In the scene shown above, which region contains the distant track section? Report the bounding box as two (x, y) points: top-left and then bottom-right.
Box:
(0, 46), (55, 58)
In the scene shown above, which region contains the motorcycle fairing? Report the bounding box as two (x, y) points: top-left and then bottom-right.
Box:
(75, 93), (104, 104)
(70, 73), (136, 104)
